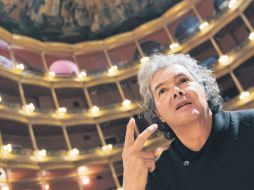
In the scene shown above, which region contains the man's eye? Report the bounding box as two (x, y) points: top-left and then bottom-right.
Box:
(180, 78), (189, 83)
(159, 89), (167, 96)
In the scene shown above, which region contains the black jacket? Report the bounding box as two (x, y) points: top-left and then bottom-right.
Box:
(146, 110), (254, 190)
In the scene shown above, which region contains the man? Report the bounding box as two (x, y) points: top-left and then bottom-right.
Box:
(122, 54), (254, 190)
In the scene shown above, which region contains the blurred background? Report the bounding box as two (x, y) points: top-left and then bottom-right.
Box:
(0, 0), (253, 189)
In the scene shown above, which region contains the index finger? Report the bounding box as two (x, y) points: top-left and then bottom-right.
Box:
(124, 118), (136, 148)
(133, 124), (158, 151)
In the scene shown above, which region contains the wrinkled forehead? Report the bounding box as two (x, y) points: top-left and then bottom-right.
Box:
(150, 64), (197, 91)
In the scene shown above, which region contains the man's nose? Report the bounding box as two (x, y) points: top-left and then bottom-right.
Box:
(173, 87), (185, 98)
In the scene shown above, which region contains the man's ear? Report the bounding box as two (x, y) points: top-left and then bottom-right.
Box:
(154, 109), (165, 123)
(160, 117), (165, 123)
(201, 81), (209, 101)
(206, 93), (209, 101)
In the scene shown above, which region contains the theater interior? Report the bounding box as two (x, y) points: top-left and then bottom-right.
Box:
(0, 0), (254, 189)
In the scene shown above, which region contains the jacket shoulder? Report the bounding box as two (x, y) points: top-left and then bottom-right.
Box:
(228, 109), (254, 146)
(228, 109), (254, 125)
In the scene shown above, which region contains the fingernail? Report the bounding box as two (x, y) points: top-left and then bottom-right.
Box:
(149, 124), (158, 131)
(129, 118), (135, 125)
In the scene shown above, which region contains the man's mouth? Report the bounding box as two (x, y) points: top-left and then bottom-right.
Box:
(176, 102), (192, 110)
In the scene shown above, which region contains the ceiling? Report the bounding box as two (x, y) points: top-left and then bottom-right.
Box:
(0, 0), (180, 43)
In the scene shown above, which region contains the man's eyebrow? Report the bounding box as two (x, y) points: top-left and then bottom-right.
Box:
(153, 73), (188, 93)
(154, 82), (165, 93)
(174, 73), (188, 79)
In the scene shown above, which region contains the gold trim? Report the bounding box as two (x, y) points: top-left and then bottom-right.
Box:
(0, 0), (251, 88)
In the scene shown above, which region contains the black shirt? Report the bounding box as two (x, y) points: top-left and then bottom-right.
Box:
(146, 110), (254, 190)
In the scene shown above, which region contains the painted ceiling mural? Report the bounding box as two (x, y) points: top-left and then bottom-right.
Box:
(0, 0), (180, 43)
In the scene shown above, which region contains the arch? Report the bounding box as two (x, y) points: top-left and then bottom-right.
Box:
(213, 0), (229, 13)
(175, 16), (200, 42)
(133, 40), (162, 60)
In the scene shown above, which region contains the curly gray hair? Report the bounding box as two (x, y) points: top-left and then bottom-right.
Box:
(137, 54), (223, 139)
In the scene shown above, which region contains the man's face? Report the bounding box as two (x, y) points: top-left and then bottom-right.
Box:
(150, 64), (209, 129)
